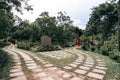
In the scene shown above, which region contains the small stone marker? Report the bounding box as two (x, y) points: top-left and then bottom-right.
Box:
(41, 35), (52, 47)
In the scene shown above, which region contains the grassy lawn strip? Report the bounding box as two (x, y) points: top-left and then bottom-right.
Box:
(36, 52), (78, 68)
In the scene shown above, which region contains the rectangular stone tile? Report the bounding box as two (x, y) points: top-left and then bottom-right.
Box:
(96, 66), (107, 70)
(93, 69), (106, 74)
(11, 66), (21, 69)
(75, 69), (87, 75)
(44, 64), (54, 67)
(62, 73), (72, 78)
(57, 71), (65, 75)
(87, 72), (104, 80)
(25, 61), (35, 64)
(71, 77), (83, 80)
(47, 67), (58, 70)
(10, 68), (22, 73)
(32, 68), (42, 73)
(27, 66), (38, 69)
(26, 63), (37, 67)
(84, 64), (93, 67)
(84, 62), (94, 65)
(79, 66), (90, 70)
(41, 76), (55, 80)
(73, 62), (81, 65)
(69, 64), (78, 67)
(63, 66), (73, 70)
(11, 76), (27, 80)
(36, 72), (48, 77)
(10, 72), (24, 77)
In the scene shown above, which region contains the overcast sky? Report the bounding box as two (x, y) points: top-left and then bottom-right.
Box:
(14, 0), (107, 29)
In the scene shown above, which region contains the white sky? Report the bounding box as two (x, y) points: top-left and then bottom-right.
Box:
(14, 0), (107, 29)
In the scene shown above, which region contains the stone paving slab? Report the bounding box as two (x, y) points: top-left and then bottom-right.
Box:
(11, 66), (21, 69)
(62, 72), (72, 78)
(75, 69), (87, 75)
(96, 66), (107, 70)
(41, 76), (55, 80)
(57, 70), (65, 75)
(31, 68), (42, 73)
(10, 68), (22, 73)
(72, 62), (81, 65)
(44, 64), (54, 67)
(84, 62), (94, 65)
(26, 63), (37, 66)
(79, 66), (90, 70)
(69, 64), (78, 67)
(84, 64), (93, 67)
(11, 76), (27, 80)
(87, 72), (104, 80)
(63, 66), (73, 70)
(35, 72), (48, 78)
(27, 66), (38, 69)
(10, 72), (24, 78)
(71, 77), (83, 80)
(25, 61), (35, 64)
(47, 67), (58, 70)
(92, 69), (106, 74)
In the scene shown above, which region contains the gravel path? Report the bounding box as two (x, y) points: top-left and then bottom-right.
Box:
(3, 45), (107, 80)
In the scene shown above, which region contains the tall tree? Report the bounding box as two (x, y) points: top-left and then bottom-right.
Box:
(86, 1), (118, 42)
(118, 0), (120, 51)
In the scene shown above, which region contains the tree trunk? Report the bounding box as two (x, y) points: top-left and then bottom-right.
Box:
(118, 0), (120, 51)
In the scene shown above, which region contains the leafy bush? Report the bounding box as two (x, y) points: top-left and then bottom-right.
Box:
(99, 46), (109, 56)
(91, 46), (95, 52)
(38, 45), (62, 52)
(0, 42), (11, 48)
(31, 45), (41, 52)
(17, 41), (30, 50)
(0, 49), (10, 68)
(53, 45), (62, 50)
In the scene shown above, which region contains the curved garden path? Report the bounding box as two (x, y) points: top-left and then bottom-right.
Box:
(3, 45), (107, 80)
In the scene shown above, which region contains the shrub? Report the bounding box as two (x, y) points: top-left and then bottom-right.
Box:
(99, 46), (109, 56)
(91, 46), (95, 52)
(53, 45), (62, 50)
(109, 51), (118, 60)
(38, 45), (62, 52)
(0, 49), (10, 68)
(0, 42), (11, 48)
(17, 41), (30, 50)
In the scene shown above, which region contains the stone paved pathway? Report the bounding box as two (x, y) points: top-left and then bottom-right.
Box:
(3, 45), (107, 80)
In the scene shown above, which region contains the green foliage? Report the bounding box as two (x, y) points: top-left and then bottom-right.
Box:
(17, 41), (30, 50)
(86, 1), (118, 41)
(39, 45), (62, 52)
(0, 41), (11, 48)
(0, 10), (14, 39)
(13, 11), (82, 47)
(0, 49), (13, 80)
(0, 49), (10, 68)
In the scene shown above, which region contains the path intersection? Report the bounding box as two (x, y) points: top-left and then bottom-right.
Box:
(3, 45), (107, 80)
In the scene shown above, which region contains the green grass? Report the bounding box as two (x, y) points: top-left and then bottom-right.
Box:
(78, 48), (120, 80)
(35, 52), (78, 68)
(103, 57), (120, 80)
(0, 50), (14, 80)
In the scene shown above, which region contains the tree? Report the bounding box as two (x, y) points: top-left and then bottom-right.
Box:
(86, 1), (118, 43)
(0, 10), (14, 39)
(0, 0), (33, 13)
(118, 0), (120, 51)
